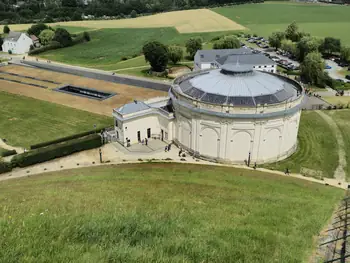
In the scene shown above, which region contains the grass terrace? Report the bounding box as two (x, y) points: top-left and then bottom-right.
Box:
(0, 91), (112, 148)
(0, 163), (344, 262)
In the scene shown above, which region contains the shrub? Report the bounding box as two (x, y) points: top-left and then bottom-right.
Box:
(8, 50), (12, 54)
(28, 41), (61, 55)
(30, 126), (108, 149)
(130, 10), (137, 18)
(0, 149), (17, 157)
(83, 31), (90, 42)
(12, 134), (102, 168)
(120, 56), (129, 61)
(53, 28), (72, 47)
(3, 25), (10, 34)
(27, 23), (49, 37)
(0, 161), (12, 174)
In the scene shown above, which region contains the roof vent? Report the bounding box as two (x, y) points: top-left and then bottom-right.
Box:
(220, 64), (253, 75)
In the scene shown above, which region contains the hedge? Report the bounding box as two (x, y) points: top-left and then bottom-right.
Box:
(12, 134), (102, 168)
(0, 161), (12, 174)
(28, 41), (62, 55)
(30, 126), (109, 150)
(0, 149), (17, 157)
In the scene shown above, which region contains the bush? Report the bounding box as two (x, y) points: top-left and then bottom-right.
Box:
(12, 134), (102, 168)
(8, 50), (12, 54)
(53, 28), (72, 47)
(0, 161), (12, 174)
(83, 31), (90, 42)
(30, 127), (108, 149)
(120, 56), (129, 61)
(28, 41), (61, 55)
(0, 149), (17, 157)
(3, 25), (10, 34)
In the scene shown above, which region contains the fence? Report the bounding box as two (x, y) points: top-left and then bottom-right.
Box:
(320, 186), (350, 263)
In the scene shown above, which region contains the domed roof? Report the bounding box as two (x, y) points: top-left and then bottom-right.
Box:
(174, 65), (302, 106)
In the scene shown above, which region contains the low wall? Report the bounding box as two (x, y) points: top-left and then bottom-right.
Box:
(20, 61), (171, 92)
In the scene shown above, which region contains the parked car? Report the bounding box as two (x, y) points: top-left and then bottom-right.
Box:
(270, 56), (280, 62)
(325, 64), (332, 69)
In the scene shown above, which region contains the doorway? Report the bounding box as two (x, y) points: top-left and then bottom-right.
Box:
(137, 131), (141, 142)
(161, 129), (164, 141)
(147, 128), (151, 138)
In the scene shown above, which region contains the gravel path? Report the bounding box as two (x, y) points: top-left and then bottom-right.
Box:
(316, 110), (346, 182)
(0, 139), (24, 154)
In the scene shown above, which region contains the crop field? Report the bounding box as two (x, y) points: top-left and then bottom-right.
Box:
(0, 65), (166, 116)
(37, 27), (237, 70)
(325, 110), (350, 180)
(0, 9), (244, 34)
(263, 111), (338, 178)
(0, 91), (112, 148)
(0, 163), (343, 262)
(213, 2), (350, 44)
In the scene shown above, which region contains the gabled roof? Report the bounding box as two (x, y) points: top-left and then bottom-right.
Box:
(216, 53), (275, 66)
(116, 100), (150, 115)
(195, 48), (252, 63)
(4, 31), (23, 42)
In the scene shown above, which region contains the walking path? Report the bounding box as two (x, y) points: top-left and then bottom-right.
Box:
(0, 139), (24, 154)
(0, 142), (348, 190)
(316, 110), (346, 182)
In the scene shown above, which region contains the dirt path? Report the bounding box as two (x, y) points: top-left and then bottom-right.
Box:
(0, 139), (24, 153)
(316, 110), (346, 182)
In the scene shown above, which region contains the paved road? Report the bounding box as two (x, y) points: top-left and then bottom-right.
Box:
(325, 60), (348, 82)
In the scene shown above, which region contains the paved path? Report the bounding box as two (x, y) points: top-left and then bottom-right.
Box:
(0, 142), (348, 190)
(316, 110), (346, 182)
(325, 60), (348, 82)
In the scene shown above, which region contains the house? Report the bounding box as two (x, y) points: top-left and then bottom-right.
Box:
(194, 48), (277, 73)
(30, 35), (41, 48)
(1, 32), (34, 55)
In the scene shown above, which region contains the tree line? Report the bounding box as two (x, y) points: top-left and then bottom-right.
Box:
(268, 21), (350, 88)
(0, 0), (262, 25)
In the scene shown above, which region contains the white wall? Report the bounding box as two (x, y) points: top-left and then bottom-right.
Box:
(174, 108), (301, 164)
(197, 62), (276, 73)
(2, 34), (33, 54)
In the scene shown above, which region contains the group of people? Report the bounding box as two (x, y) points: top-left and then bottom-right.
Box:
(164, 143), (172, 152)
(141, 138), (148, 146)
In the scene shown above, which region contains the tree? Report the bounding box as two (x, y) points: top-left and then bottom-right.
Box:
(39, 29), (54, 45)
(296, 36), (323, 62)
(52, 28), (72, 47)
(130, 10), (137, 18)
(340, 46), (350, 62)
(213, 36), (240, 49)
(321, 37), (341, 55)
(281, 39), (297, 55)
(62, 0), (77, 7)
(3, 25), (9, 34)
(27, 23), (49, 37)
(268, 32), (285, 51)
(185, 37), (202, 59)
(300, 52), (325, 86)
(168, 45), (183, 64)
(142, 41), (169, 72)
(285, 21), (298, 42)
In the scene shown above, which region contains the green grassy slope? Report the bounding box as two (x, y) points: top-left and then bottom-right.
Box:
(52, 25), (93, 34)
(0, 91), (112, 148)
(325, 110), (350, 180)
(0, 163), (343, 262)
(263, 111), (338, 178)
(38, 28), (239, 70)
(213, 3), (350, 44)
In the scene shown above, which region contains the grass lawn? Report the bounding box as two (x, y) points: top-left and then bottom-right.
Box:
(0, 163), (343, 262)
(52, 25), (93, 34)
(213, 2), (350, 44)
(323, 96), (350, 105)
(325, 110), (350, 180)
(0, 91), (112, 148)
(38, 28), (239, 70)
(263, 111), (338, 178)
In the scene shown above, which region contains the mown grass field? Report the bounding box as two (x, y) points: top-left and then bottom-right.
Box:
(323, 96), (350, 106)
(38, 27), (237, 70)
(0, 163), (343, 262)
(213, 2), (350, 44)
(325, 110), (350, 180)
(263, 111), (338, 178)
(52, 25), (93, 34)
(0, 91), (112, 148)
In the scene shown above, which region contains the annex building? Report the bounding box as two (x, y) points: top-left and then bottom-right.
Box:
(194, 48), (277, 73)
(112, 61), (304, 164)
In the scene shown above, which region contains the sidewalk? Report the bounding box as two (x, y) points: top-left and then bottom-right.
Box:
(1, 142), (348, 190)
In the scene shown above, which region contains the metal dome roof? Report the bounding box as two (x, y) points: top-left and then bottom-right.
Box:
(175, 66), (301, 106)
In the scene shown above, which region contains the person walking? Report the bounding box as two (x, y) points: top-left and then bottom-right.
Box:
(168, 144), (171, 151)
(145, 138), (148, 146)
(165, 145), (168, 152)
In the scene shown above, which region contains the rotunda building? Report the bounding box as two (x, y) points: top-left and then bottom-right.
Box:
(169, 64), (304, 164)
